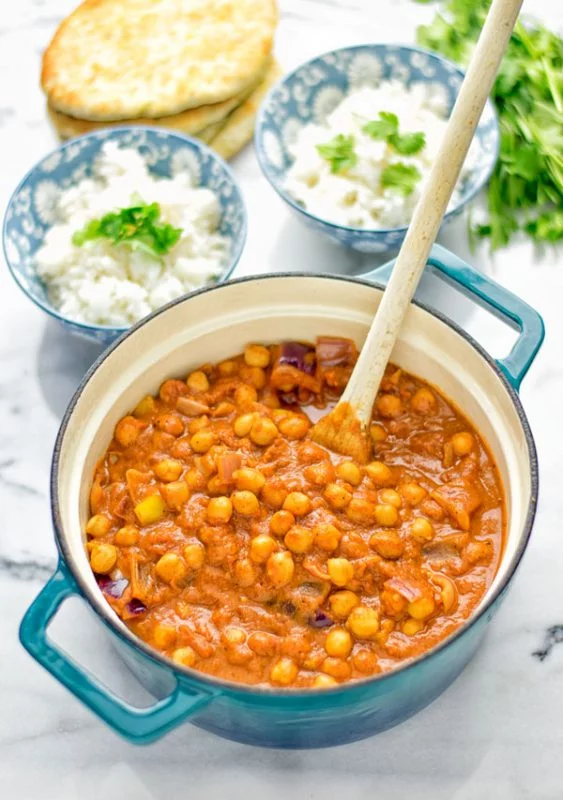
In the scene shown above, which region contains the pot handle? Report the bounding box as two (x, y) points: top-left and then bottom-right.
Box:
(19, 562), (220, 744)
(368, 243), (544, 390)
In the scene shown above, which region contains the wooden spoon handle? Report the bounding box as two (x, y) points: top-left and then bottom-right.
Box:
(342, 0), (523, 425)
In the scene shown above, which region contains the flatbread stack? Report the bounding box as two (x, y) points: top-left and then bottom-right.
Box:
(42, 0), (281, 159)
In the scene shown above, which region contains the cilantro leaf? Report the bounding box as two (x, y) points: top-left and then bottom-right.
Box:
(72, 201), (183, 260)
(362, 112), (399, 140)
(316, 134), (357, 173)
(389, 131), (426, 155)
(380, 163), (422, 195)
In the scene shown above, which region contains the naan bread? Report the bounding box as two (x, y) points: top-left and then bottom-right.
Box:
(42, 0), (278, 121)
(209, 59), (283, 160)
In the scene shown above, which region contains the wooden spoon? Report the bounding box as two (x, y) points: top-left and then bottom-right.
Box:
(311, 0), (523, 463)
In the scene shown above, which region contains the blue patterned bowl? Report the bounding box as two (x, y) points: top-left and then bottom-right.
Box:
(255, 44), (499, 253)
(3, 127), (248, 346)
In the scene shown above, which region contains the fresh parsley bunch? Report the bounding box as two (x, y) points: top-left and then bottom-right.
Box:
(416, 0), (563, 248)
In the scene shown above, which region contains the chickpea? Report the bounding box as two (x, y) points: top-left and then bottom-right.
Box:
(240, 365), (267, 390)
(249, 417), (278, 446)
(325, 628), (353, 658)
(207, 475), (228, 496)
(213, 401), (236, 417)
(410, 517), (435, 542)
(189, 415), (210, 435)
(223, 626), (247, 645)
(408, 596), (436, 620)
(336, 461), (362, 486)
(380, 588), (407, 617)
(327, 558), (354, 587)
(155, 552), (187, 584)
(162, 480), (190, 510)
(244, 344), (271, 368)
(115, 416), (144, 447)
(314, 523), (342, 552)
(365, 461), (392, 486)
(376, 394), (402, 418)
(346, 497), (376, 525)
(232, 490), (260, 516)
(172, 646), (197, 667)
(267, 551), (295, 587)
(353, 648), (378, 674)
(370, 423), (387, 443)
(114, 525), (139, 547)
(270, 510), (295, 536)
(155, 458), (183, 483)
(86, 514), (112, 538)
(452, 431), (475, 456)
(262, 483), (288, 509)
(235, 384), (258, 407)
(233, 467), (265, 494)
(284, 525), (314, 555)
(278, 415), (310, 440)
(186, 371), (210, 393)
(156, 413), (184, 437)
(190, 429), (215, 454)
(304, 460), (335, 486)
(250, 534), (277, 563)
(400, 482), (427, 506)
(402, 618), (425, 636)
(369, 530), (404, 559)
(270, 657), (298, 686)
(153, 624), (177, 649)
(184, 542), (205, 570)
(207, 496), (233, 523)
(346, 606), (379, 638)
(374, 504), (399, 527)
(324, 483), (352, 510)
(235, 558), (257, 587)
(218, 359), (237, 376)
(89, 543), (117, 574)
(234, 413), (255, 437)
(283, 491), (312, 517)
(378, 489), (402, 508)
(321, 657), (352, 680)
(329, 590), (359, 619)
(314, 674), (339, 688)
(411, 387), (436, 415)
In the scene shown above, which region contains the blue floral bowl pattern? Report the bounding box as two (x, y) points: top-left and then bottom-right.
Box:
(255, 44), (499, 253)
(3, 127), (248, 346)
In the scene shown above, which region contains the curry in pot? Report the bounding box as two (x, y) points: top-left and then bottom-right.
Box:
(86, 338), (505, 688)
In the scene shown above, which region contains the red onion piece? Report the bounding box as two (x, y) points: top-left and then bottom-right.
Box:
(125, 598), (147, 616)
(309, 609), (333, 628)
(385, 576), (422, 602)
(279, 342), (316, 376)
(316, 336), (357, 368)
(97, 576), (128, 599)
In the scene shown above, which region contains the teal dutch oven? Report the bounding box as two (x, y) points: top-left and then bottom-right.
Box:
(20, 244), (544, 748)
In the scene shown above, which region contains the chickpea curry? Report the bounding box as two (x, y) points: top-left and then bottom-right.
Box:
(87, 337), (505, 689)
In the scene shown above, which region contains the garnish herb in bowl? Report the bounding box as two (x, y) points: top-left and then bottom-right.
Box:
(380, 163), (422, 195)
(72, 200), (183, 261)
(416, 0), (563, 248)
(363, 111), (426, 155)
(316, 134), (357, 173)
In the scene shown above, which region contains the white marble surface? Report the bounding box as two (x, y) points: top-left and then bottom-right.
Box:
(1, 0), (563, 797)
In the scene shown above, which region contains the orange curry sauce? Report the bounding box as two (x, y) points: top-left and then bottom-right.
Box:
(87, 338), (505, 688)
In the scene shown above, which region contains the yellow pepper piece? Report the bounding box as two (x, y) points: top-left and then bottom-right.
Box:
(134, 494), (166, 525)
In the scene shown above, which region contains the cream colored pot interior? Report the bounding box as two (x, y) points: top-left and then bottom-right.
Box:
(56, 276), (532, 632)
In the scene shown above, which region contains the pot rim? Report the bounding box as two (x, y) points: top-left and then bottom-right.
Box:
(50, 271), (538, 698)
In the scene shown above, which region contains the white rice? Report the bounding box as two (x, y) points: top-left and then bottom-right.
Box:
(284, 80), (478, 229)
(34, 141), (230, 327)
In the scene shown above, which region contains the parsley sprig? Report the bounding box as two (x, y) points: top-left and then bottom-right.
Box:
(363, 111), (426, 155)
(72, 200), (183, 260)
(316, 134), (358, 173)
(380, 163), (422, 196)
(416, 0), (563, 248)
